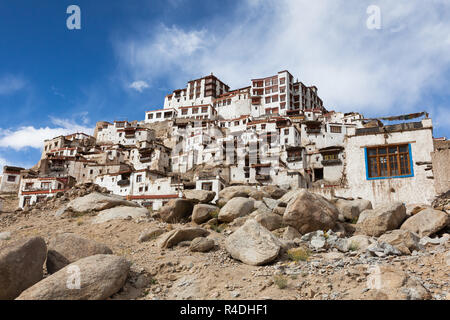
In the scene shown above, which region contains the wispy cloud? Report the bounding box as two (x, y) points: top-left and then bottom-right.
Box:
(129, 80), (150, 92)
(0, 117), (93, 151)
(0, 74), (26, 95)
(115, 0), (450, 116)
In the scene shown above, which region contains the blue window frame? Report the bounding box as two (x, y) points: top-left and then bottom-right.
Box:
(365, 143), (414, 180)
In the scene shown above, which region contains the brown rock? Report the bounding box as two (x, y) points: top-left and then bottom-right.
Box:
(159, 227), (209, 249)
(159, 199), (194, 223)
(192, 204), (218, 224)
(17, 255), (130, 300)
(0, 237), (47, 300)
(282, 190), (339, 234)
(46, 233), (113, 274)
(357, 202), (406, 237)
(400, 208), (449, 237)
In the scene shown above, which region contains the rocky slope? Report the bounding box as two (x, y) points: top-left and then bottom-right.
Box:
(0, 185), (449, 300)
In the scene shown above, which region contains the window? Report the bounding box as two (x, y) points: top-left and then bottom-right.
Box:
(202, 182), (213, 191)
(324, 154), (338, 161)
(7, 175), (16, 182)
(330, 126), (342, 133)
(41, 182), (51, 190)
(366, 144), (413, 179)
(136, 175), (142, 182)
(182, 109), (188, 115)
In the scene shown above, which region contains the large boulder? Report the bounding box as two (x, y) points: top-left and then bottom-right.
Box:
(64, 192), (139, 214)
(225, 219), (282, 266)
(92, 206), (148, 224)
(158, 227), (209, 249)
(255, 213), (283, 231)
(159, 199), (194, 223)
(16, 255), (130, 300)
(357, 202), (406, 237)
(378, 230), (422, 255)
(278, 189), (303, 207)
(46, 233), (113, 274)
(282, 190), (339, 234)
(183, 190), (216, 204)
(248, 190), (270, 201)
(0, 237), (47, 300)
(400, 208), (449, 237)
(218, 197), (254, 223)
(335, 198), (372, 221)
(192, 204), (218, 224)
(218, 186), (256, 202)
(260, 185), (287, 200)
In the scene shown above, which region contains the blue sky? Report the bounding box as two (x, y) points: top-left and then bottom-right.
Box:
(0, 0), (449, 169)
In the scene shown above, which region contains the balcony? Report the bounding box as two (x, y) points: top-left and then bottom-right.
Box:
(117, 179), (130, 186)
(140, 156), (152, 163)
(287, 156), (302, 162)
(49, 165), (65, 171)
(306, 128), (321, 134)
(322, 159), (342, 166)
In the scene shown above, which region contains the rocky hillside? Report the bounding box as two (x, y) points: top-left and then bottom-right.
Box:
(0, 185), (449, 300)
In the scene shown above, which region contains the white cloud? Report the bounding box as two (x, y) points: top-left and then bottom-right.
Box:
(0, 117), (94, 151)
(129, 80), (150, 92)
(0, 75), (26, 95)
(115, 0), (450, 116)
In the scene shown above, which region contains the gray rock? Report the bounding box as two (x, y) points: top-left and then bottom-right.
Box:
(46, 233), (113, 274)
(16, 255), (130, 300)
(367, 241), (402, 256)
(65, 192), (139, 214)
(273, 206), (286, 216)
(255, 212), (283, 231)
(159, 227), (209, 249)
(357, 202), (406, 237)
(335, 198), (372, 221)
(92, 206), (148, 224)
(0, 231), (11, 240)
(183, 190), (216, 204)
(189, 237), (215, 252)
(192, 204), (218, 224)
(248, 190), (270, 201)
(225, 219), (282, 266)
(283, 226), (302, 240)
(262, 197), (279, 211)
(378, 230), (422, 255)
(0, 237), (47, 300)
(260, 185), (287, 200)
(400, 208), (449, 237)
(218, 197), (254, 223)
(159, 199), (195, 223)
(283, 190), (339, 234)
(218, 186), (257, 202)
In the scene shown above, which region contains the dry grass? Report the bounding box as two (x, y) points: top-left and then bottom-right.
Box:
(287, 247), (311, 262)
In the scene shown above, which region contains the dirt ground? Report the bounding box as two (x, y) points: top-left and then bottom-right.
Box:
(1, 193), (449, 300)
